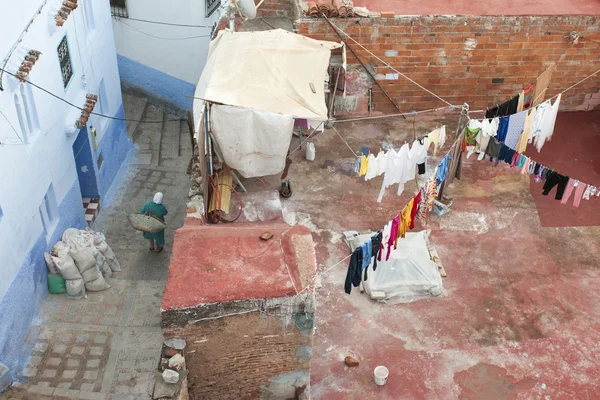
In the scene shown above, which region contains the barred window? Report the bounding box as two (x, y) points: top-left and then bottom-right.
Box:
(57, 35), (73, 89)
(110, 0), (128, 17)
(206, 0), (221, 17)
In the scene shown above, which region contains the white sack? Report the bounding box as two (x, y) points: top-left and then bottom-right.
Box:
(44, 252), (59, 275)
(70, 242), (98, 273)
(211, 105), (294, 178)
(65, 278), (86, 299)
(52, 253), (81, 280)
(82, 266), (101, 283)
(86, 276), (111, 292)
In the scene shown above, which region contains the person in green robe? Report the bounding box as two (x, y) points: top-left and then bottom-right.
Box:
(140, 192), (168, 252)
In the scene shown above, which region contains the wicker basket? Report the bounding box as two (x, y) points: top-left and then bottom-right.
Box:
(127, 213), (166, 233)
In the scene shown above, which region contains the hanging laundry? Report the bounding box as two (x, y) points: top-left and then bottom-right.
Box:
(516, 90), (525, 113)
(515, 109), (534, 153)
(485, 138), (503, 165)
(344, 249), (362, 294)
(419, 168), (438, 224)
(396, 200), (414, 244)
(364, 153), (378, 181)
(496, 116), (510, 142)
(521, 157), (531, 175)
(583, 185), (597, 200)
(444, 129), (466, 190)
(561, 179), (586, 207)
(485, 94), (520, 118)
(533, 94), (561, 153)
(523, 83), (534, 109)
(542, 171), (569, 200)
(371, 231), (383, 271)
(464, 123), (481, 158)
(409, 190), (422, 230)
(360, 241), (372, 270)
(517, 154), (527, 168)
(410, 137), (429, 175)
(436, 154), (452, 186)
(386, 215), (399, 261)
(359, 155), (369, 176)
(476, 118), (499, 160)
(505, 110), (527, 150)
(427, 126), (446, 156)
(355, 157), (360, 174)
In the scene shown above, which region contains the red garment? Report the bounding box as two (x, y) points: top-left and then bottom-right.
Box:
(386, 215), (400, 261)
(409, 190), (422, 230)
(510, 152), (520, 168)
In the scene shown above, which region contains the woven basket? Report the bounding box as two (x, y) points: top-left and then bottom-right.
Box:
(127, 213), (166, 233)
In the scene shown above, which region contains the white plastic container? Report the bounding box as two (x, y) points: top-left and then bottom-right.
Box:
(306, 143), (316, 161)
(374, 366), (389, 386)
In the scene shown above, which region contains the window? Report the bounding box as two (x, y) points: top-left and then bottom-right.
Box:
(13, 83), (39, 144)
(110, 0), (128, 17)
(39, 184), (58, 238)
(207, 0), (221, 17)
(57, 35), (73, 89)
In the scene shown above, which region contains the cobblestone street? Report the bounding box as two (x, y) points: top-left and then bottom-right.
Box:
(1, 94), (192, 400)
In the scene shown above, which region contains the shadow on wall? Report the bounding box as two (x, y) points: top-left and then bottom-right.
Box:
(117, 55), (195, 117)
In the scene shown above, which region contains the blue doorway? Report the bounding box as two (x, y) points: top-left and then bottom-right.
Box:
(72, 126), (99, 198)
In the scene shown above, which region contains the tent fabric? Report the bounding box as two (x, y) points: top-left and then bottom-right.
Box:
(357, 231), (445, 304)
(210, 104), (294, 178)
(193, 28), (342, 125)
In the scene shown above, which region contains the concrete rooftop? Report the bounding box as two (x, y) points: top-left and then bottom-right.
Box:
(352, 0), (600, 16)
(161, 220), (317, 311)
(248, 109), (600, 398)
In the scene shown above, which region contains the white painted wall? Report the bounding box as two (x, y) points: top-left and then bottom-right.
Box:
(112, 0), (225, 85)
(0, 0), (124, 297)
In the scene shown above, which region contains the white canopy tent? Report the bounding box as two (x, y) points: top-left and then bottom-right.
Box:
(193, 29), (343, 178)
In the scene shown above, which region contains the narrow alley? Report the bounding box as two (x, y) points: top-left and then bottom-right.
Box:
(1, 93), (191, 400)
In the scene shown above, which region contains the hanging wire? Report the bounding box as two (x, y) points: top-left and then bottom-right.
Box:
(0, 108), (24, 144)
(324, 16), (454, 107)
(113, 16), (213, 28)
(0, 67), (182, 124)
(120, 20), (212, 40)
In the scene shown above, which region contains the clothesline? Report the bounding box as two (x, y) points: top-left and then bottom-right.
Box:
(335, 105), (462, 124)
(325, 16), (455, 108)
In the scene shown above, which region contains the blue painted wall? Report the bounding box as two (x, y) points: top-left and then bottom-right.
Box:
(117, 55), (195, 115)
(0, 180), (85, 376)
(96, 104), (133, 203)
(73, 126), (100, 198)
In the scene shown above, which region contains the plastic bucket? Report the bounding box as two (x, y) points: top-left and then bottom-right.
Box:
(306, 143), (316, 161)
(374, 366), (389, 386)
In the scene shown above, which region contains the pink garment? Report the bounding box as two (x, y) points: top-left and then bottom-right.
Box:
(521, 158), (531, 175)
(386, 215), (400, 261)
(561, 179), (587, 207)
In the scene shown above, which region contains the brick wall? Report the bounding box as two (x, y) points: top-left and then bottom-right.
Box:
(296, 16), (600, 115)
(255, 0), (294, 18)
(164, 312), (311, 399)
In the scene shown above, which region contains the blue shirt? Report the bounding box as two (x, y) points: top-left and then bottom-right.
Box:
(496, 116), (509, 142)
(361, 241), (372, 270)
(436, 154), (452, 186)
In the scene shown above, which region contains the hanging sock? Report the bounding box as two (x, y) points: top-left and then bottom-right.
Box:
(582, 185), (596, 200)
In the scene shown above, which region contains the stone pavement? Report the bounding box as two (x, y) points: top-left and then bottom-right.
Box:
(1, 93), (192, 400)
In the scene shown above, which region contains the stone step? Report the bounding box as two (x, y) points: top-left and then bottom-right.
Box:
(134, 104), (163, 166)
(160, 113), (182, 164)
(179, 119), (194, 159)
(122, 92), (148, 138)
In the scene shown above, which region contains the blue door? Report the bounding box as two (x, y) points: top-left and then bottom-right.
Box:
(72, 126), (99, 198)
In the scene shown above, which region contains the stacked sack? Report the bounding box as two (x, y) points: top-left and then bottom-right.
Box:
(44, 228), (122, 299)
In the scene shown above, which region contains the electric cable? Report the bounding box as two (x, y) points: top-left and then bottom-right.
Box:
(0, 67), (183, 124)
(114, 16), (213, 28)
(120, 20), (212, 40)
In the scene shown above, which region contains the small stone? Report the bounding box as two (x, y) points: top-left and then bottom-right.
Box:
(160, 358), (169, 371)
(164, 348), (178, 358)
(168, 354), (185, 371)
(164, 337), (186, 350)
(344, 356), (359, 367)
(162, 369), (179, 384)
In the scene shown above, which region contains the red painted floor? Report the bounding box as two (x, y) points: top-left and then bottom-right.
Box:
(265, 111), (600, 399)
(529, 111), (600, 227)
(352, 0), (600, 15)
